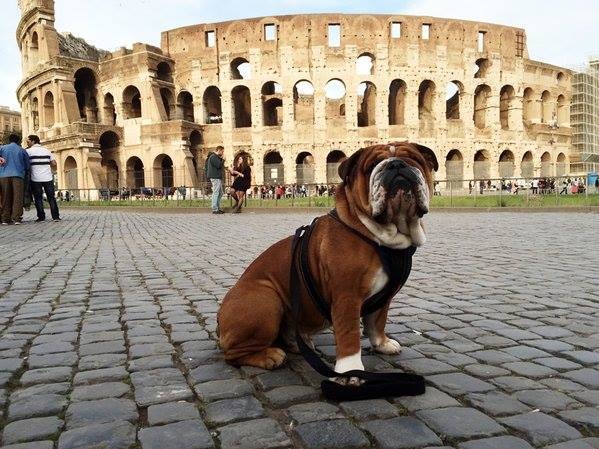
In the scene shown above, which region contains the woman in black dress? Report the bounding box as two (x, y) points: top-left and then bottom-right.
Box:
(230, 154), (251, 213)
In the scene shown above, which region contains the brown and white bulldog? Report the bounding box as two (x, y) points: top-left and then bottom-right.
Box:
(217, 142), (438, 376)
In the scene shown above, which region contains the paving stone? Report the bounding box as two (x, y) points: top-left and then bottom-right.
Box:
(533, 357), (581, 371)
(339, 399), (398, 421)
(0, 442), (55, 449)
(492, 376), (545, 392)
(539, 377), (586, 392)
(264, 385), (320, 408)
(363, 416), (442, 449)
(501, 345), (552, 360)
(219, 418), (291, 449)
(27, 352), (78, 368)
(394, 386), (460, 411)
(147, 401), (200, 426)
(65, 398), (138, 429)
(138, 419), (214, 449)
(570, 390), (599, 406)
(193, 378), (253, 402)
(78, 353), (127, 371)
(8, 394), (68, 421)
(458, 435), (534, 449)
(416, 407), (505, 440)
(130, 343), (174, 359)
(467, 350), (520, 364)
(188, 362), (241, 384)
(9, 383), (70, 402)
(563, 351), (599, 365)
(428, 372), (495, 395)
(523, 339), (575, 353)
(561, 368), (599, 388)
(255, 369), (304, 390)
(464, 364), (511, 378)
(3, 416), (64, 444)
(559, 407), (599, 432)
(20, 367), (72, 386)
(499, 412), (582, 446)
(543, 440), (598, 449)
(204, 396), (264, 426)
(73, 366), (128, 385)
(286, 402), (342, 424)
(294, 419), (369, 449)
(502, 361), (558, 378)
(70, 382), (131, 402)
(0, 358), (25, 372)
(513, 389), (582, 412)
(465, 391), (531, 417)
(29, 342), (74, 355)
(79, 341), (126, 356)
(397, 358), (456, 375)
(57, 421), (136, 449)
(128, 355), (174, 372)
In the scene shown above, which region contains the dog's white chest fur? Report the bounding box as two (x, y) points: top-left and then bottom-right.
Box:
(368, 267), (388, 297)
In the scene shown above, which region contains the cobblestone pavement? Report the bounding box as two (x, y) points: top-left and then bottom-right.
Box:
(0, 210), (598, 449)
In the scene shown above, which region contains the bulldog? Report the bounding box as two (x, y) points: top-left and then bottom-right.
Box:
(217, 142), (438, 377)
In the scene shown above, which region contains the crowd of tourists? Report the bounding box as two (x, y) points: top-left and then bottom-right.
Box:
(0, 134), (60, 225)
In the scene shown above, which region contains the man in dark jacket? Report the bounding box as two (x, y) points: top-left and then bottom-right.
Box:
(207, 145), (225, 214)
(0, 134), (30, 225)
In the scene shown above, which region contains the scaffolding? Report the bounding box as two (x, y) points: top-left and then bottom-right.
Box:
(571, 58), (599, 173)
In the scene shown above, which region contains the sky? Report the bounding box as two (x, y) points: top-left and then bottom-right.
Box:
(0, 0), (597, 111)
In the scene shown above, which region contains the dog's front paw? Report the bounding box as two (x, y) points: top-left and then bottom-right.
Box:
(374, 337), (402, 355)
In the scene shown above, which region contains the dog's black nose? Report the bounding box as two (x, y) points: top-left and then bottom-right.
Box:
(416, 205), (428, 218)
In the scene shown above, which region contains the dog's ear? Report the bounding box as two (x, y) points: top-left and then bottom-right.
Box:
(338, 148), (364, 184)
(414, 144), (439, 172)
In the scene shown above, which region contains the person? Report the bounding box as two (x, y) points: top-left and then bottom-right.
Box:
(0, 134), (30, 225)
(479, 180), (484, 195)
(229, 154), (251, 213)
(26, 135), (61, 222)
(468, 180), (473, 195)
(595, 177), (599, 194)
(207, 145), (225, 214)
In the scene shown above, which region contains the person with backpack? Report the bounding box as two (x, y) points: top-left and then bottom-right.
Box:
(206, 146), (225, 214)
(0, 134), (30, 225)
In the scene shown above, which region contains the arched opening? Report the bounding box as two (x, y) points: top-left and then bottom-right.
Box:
(156, 62), (173, 83)
(357, 82), (376, 127)
(295, 152), (315, 184)
(103, 93), (116, 125)
(445, 150), (463, 190)
(99, 132), (120, 189)
(123, 86), (142, 119)
(262, 82), (283, 126)
(232, 85), (252, 128)
(556, 152), (567, 177)
(418, 80), (436, 120)
(557, 95), (567, 126)
(263, 151), (284, 185)
(74, 68), (98, 123)
(557, 72), (565, 86)
(389, 79), (406, 125)
(325, 79), (346, 122)
(31, 97), (39, 130)
(189, 130), (203, 183)
(541, 90), (553, 124)
(498, 150), (515, 178)
(160, 88), (175, 121)
(64, 156), (78, 190)
(521, 151), (534, 178)
(30, 31), (39, 61)
(445, 81), (462, 120)
(356, 53), (374, 75)
(126, 157), (145, 188)
(103, 160), (119, 190)
(177, 91), (194, 122)
(540, 151), (552, 177)
(499, 85), (515, 130)
(43, 91), (55, 127)
(326, 150), (346, 184)
(473, 84), (491, 129)
(523, 87), (535, 125)
(231, 58), (251, 80)
(99, 131), (119, 150)
(203, 86), (222, 124)
(474, 58), (491, 78)
(293, 80), (314, 124)
(154, 154), (174, 188)
(473, 150), (490, 180)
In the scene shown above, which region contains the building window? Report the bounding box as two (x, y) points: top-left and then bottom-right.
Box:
(422, 24), (431, 40)
(328, 24), (341, 47)
(391, 22), (401, 38)
(205, 31), (216, 48)
(478, 31), (486, 52)
(264, 24), (276, 41)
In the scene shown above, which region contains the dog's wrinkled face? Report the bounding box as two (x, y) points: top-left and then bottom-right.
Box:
(338, 142), (438, 248)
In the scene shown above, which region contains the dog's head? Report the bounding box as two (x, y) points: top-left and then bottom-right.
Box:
(338, 142), (438, 248)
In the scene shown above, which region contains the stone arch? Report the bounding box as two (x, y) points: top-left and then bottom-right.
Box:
(473, 150), (490, 180)
(203, 86), (222, 124)
(418, 80), (435, 120)
(99, 131), (119, 150)
(263, 150), (284, 184)
(474, 58), (491, 78)
(30, 31), (39, 61)
(74, 68), (98, 123)
(556, 152), (567, 176)
(325, 79), (346, 121)
(43, 91), (55, 127)
(541, 90), (553, 124)
(498, 149), (515, 178)
(231, 57), (251, 80)
(156, 62), (173, 83)
(445, 149), (464, 189)
(261, 81), (282, 126)
(293, 80), (314, 124)
(356, 52), (375, 75)
(473, 84), (491, 129)
(126, 156), (145, 188)
(177, 91), (194, 122)
(160, 88), (175, 121)
(357, 81), (376, 127)
(103, 93), (116, 125)
(521, 151), (534, 178)
(123, 85), (142, 119)
(64, 156), (78, 190)
(389, 79), (407, 125)
(99, 131), (120, 189)
(153, 154), (174, 188)
(295, 151), (315, 184)
(232, 85), (252, 128)
(326, 150), (346, 184)
(557, 72), (566, 86)
(557, 95), (568, 126)
(445, 81), (462, 120)
(522, 87), (535, 125)
(499, 85), (515, 130)
(540, 151), (552, 177)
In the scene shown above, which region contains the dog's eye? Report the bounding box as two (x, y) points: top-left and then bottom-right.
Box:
(365, 159), (383, 175)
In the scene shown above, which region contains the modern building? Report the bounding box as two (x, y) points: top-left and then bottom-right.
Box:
(0, 106), (22, 140)
(571, 58), (599, 175)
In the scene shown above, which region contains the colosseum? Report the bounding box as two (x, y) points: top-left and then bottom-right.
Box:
(16, 0), (574, 195)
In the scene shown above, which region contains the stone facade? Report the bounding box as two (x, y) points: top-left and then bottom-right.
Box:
(16, 0), (573, 191)
(0, 106), (22, 139)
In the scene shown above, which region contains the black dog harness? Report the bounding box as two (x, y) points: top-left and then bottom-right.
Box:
(289, 209), (425, 401)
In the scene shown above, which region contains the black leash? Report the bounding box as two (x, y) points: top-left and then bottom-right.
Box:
(289, 211), (425, 401)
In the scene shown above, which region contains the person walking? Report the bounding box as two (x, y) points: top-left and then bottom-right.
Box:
(230, 154), (251, 213)
(26, 135), (61, 222)
(0, 134), (30, 225)
(207, 145), (225, 214)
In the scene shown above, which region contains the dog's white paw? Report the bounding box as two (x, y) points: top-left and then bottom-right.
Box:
(374, 337), (402, 354)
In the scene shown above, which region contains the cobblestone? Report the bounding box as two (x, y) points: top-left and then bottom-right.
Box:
(0, 210), (597, 448)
